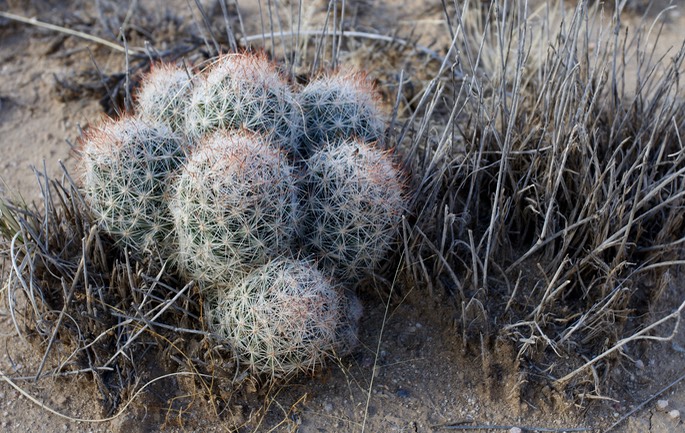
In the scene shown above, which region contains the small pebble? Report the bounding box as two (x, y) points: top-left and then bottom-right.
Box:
(657, 399), (669, 410)
(509, 428), (522, 433)
(396, 388), (410, 398)
(669, 409), (681, 420)
(324, 402), (333, 413)
(635, 359), (645, 369)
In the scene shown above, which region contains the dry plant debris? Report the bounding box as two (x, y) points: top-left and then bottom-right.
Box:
(399, 0), (685, 397)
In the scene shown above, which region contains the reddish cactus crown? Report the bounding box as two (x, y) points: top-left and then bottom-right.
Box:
(297, 70), (386, 154)
(170, 129), (299, 285)
(79, 117), (188, 259)
(302, 138), (406, 283)
(184, 53), (301, 155)
(206, 258), (345, 377)
(136, 63), (193, 133)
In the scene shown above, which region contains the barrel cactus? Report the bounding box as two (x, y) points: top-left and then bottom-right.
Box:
(184, 53), (301, 155)
(297, 70), (386, 154)
(136, 63), (193, 132)
(206, 258), (346, 377)
(171, 130), (299, 284)
(79, 117), (188, 258)
(302, 139), (405, 284)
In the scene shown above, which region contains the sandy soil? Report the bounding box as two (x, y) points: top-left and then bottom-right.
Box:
(1, 1), (685, 432)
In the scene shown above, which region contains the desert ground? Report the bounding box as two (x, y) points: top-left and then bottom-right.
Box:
(2, 1), (685, 432)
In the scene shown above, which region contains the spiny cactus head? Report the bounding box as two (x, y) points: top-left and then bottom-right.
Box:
(297, 70), (386, 155)
(136, 63), (193, 132)
(303, 139), (406, 284)
(171, 129), (299, 285)
(184, 53), (301, 155)
(78, 116), (189, 258)
(206, 258), (345, 378)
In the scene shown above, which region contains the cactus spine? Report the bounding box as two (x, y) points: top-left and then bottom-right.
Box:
(79, 117), (188, 258)
(136, 63), (193, 132)
(297, 71), (386, 154)
(302, 139), (405, 284)
(171, 130), (299, 284)
(184, 53), (301, 155)
(206, 258), (345, 377)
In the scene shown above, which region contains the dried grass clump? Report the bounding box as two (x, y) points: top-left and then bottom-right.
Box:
(400, 0), (685, 394)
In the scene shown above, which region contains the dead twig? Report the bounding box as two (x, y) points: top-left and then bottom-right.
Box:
(0, 11), (143, 56)
(605, 369), (685, 432)
(241, 29), (462, 75)
(433, 423), (594, 432)
(556, 298), (685, 386)
(0, 368), (204, 423)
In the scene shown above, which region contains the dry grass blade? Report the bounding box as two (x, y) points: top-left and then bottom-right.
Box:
(0, 369), (203, 423)
(241, 29), (456, 66)
(605, 367), (685, 431)
(433, 423), (592, 432)
(0, 11), (143, 56)
(398, 0), (685, 396)
(556, 297), (685, 385)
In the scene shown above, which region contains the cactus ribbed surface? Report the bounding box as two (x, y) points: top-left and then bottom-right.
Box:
(136, 63), (193, 132)
(171, 130), (299, 284)
(303, 139), (405, 283)
(185, 53), (301, 154)
(80, 117), (187, 258)
(206, 258), (344, 377)
(298, 71), (385, 154)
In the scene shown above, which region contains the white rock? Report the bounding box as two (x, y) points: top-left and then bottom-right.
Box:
(657, 399), (669, 410)
(668, 409), (680, 420)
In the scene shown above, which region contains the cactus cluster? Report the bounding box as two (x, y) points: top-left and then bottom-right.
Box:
(77, 53), (408, 378)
